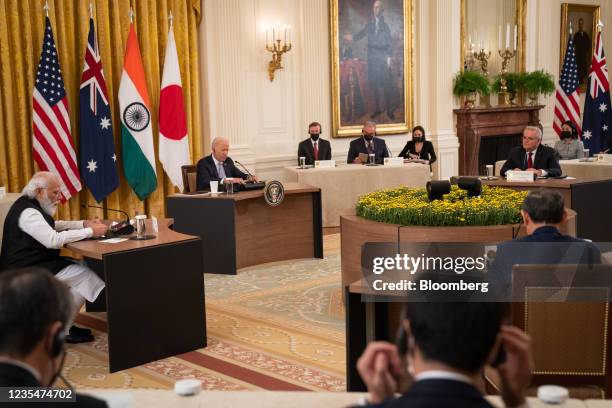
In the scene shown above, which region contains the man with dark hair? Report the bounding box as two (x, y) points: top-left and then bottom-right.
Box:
(0, 268), (106, 407)
(347, 121), (390, 164)
(488, 189), (601, 291)
(357, 302), (533, 407)
(297, 122), (332, 165)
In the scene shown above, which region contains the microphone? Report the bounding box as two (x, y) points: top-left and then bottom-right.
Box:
(82, 204), (129, 222)
(234, 160), (255, 181)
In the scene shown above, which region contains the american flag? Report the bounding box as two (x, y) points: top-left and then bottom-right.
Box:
(32, 17), (81, 201)
(581, 29), (612, 154)
(553, 28), (581, 138)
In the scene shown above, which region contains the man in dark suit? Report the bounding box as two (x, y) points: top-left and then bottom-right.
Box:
(297, 122), (332, 165)
(357, 302), (533, 407)
(0, 268), (107, 407)
(196, 137), (258, 191)
(500, 126), (562, 177)
(488, 190), (601, 292)
(347, 121), (389, 164)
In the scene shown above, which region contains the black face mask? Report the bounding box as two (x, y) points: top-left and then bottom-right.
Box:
(309, 133), (320, 141)
(560, 131), (572, 139)
(413, 136), (424, 143)
(364, 134), (374, 142)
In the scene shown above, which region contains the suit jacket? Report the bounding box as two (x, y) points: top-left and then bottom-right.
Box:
(0, 362), (107, 407)
(398, 140), (437, 164)
(488, 226), (601, 292)
(297, 138), (332, 165)
(367, 379), (494, 408)
(196, 155), (248, 191)
(347, 136), (389, 164)
(500, 144), (562, 177)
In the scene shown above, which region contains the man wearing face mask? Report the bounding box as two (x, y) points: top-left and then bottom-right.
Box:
(347, 120), (390, 164)
(554, 121), (585, 160)
(0, 172), (107, 344)
(0, 268), (107, 407)
(297, 122), (332, 165)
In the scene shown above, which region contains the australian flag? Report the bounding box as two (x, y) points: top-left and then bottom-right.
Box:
(79, 18), (118, 202)
(581, 30), (612, 154)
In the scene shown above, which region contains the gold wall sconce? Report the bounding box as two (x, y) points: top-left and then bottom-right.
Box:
(266, 24), (292, 82)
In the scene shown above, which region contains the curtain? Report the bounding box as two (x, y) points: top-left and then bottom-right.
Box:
(0, 0), (202, 220)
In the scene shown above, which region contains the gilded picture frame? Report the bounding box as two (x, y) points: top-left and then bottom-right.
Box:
(330, 0), (413, 138)
(560, 3), (601, 90)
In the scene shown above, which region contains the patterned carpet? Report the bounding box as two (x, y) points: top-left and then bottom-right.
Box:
(69, 234), (345, 391)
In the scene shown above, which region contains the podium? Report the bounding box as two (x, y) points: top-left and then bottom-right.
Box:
(67, 220), (205, 373)
(167, 183), (323, 275)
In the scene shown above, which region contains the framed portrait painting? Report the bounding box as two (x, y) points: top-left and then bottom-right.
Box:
(330, 0), (413, 137)
(560, 3), (600, 90)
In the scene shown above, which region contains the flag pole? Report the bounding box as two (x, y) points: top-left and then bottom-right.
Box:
(569, 21), (573, 36)
(89, 2), (93, 18)
(597, 20), (603, 33)
(129, 7), (134, 24)
(43, 0), (49, 17)
(169, 11), (173, 29)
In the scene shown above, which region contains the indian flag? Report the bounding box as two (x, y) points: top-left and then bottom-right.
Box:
(159, 25), (190, 191)
(119, 23), (157, 200)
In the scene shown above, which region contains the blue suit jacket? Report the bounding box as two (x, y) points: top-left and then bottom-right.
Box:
(196, 155), (248, 191)
(347, 136), (389, 164)
(367, 379), (493, 408)
(488, 226), (601, 291)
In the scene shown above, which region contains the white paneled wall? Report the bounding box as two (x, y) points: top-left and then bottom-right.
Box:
(199, 0), (611, 180)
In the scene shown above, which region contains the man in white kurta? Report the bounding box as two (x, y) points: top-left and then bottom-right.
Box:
(0, 172), (107, 343)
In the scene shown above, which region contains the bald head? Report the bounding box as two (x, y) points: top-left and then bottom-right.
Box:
(211, 137), (230, 162)
(22, 172), (62, 216)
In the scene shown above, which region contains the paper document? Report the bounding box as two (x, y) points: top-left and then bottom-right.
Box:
(101, 238), (128, 244)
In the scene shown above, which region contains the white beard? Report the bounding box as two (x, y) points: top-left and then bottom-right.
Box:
(39, 196), (58, 216)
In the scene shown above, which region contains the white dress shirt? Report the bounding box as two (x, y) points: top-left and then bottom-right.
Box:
(18, 208), (92, 249)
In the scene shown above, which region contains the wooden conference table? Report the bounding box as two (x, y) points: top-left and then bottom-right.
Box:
(67, 220), (206, 373)
(283, 163), (431, 227)
(167, 183), (323, 275)
(481, 177), (612, 241)
(560, 158), (612, 179)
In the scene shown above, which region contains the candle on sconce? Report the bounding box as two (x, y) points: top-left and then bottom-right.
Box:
(506, 23), (510, 49)
(513, 24), (517, 50)
(284, 25), (287, 43)
(288, 25), (291, 44)
(273, 26), (276, 43)
(266, 28), (269, 48)
(498, 25), (501, 50)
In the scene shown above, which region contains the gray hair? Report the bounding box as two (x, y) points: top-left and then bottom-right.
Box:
(22, 172), (59, 199)
(363, 120), (377, 128)
(524, 126), (542, 140)
(210, 137), (229, 151)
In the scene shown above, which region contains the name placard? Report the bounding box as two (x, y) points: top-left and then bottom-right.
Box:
(384, 157), (404, 166)
(506, 170), (535, 182)
(314, 160), (335, 168)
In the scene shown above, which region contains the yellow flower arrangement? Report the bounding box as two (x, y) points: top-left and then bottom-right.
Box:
(356, 185), (528, 226)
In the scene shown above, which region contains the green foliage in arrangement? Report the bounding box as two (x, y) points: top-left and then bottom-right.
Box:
(452, 71), (491, 97)
(491, 72), (527, 94)
(523, 70), (556, 96)
(356, 185), (528, 227)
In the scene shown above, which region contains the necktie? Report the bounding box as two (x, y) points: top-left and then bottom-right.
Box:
(527, 152), (533, 169)
(367, 141), (373, 154)
(313, 142), (318, 161)
(217, 162), (226, 179)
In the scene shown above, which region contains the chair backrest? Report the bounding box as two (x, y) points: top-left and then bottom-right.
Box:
(181, 165), (197, 193)
(511, 264), (612, 398)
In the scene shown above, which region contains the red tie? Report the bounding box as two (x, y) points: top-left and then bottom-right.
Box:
(527, 152), (533, 169)
(313, 142), (318, 161)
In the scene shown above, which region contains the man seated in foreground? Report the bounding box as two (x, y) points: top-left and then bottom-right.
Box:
(0, 268), (107, 407)
(488, 189), (601, 291)
(500, 126), (561, 178)
(0, 172), (107, 343)
(357, 302), (533, 407)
